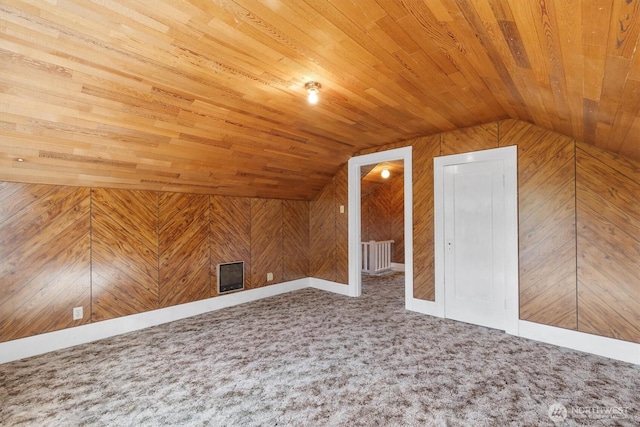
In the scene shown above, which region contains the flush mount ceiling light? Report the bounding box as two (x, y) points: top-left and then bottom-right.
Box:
(305, 81), (321, 104)
(381, 167), (390, 179)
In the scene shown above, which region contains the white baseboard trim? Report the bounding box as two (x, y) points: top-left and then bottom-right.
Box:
(519, 320), (639, 365)
(391, 262), (405, 272)
(3, 280), (637, 366)
(404, 298), (638, 365)
(308, 278), (351, 296)
(0, 278), (309, 364)
(405, 296), (440, 317)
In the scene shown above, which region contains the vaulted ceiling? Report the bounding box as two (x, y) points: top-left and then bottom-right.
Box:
(1, 1), (639, 200)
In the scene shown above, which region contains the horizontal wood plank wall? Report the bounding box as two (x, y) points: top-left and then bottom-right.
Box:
(576, 143), (640, 343)
(0, 183), (91, 342)
(499, 120), (578, 330)
(283, 200), (310, 282)
(159, 193), (210, 308)
(310, 176), (337, 282)
(91, 189), (159, 322)
(335, 166), (349, 284)
(210, 196), (251, 295)
(250, 198), (283, 288)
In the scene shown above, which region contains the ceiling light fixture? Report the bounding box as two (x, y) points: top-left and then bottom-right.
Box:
(305, 81), (321, 104)
(381, 168), (390, 179)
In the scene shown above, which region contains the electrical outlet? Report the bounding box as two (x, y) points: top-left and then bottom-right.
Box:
(267, 272), (273, 281)
(73, 306), (83, 320)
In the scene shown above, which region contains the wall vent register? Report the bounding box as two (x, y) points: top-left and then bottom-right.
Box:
(217, 261), (244, 293)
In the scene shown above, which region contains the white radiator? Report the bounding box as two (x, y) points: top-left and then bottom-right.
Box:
(361, 240), (394, 275)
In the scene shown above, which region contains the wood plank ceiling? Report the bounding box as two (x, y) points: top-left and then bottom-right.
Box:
(1, 0), (639, 200)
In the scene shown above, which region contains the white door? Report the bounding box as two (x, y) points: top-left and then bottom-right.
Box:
(443, 160), (506, 330)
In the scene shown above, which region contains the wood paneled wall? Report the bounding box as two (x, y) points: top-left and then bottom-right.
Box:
(441, 123), (498, 156)
(309, 164), (349, 285)
(335, 167), (349, 285)
(310, 176), (338, 282)
(2, 120), (637, 345)
(499, 121), (578, 330)
(576, 143), (640, 343)
(411, 136), (440, 300)
(0, 184), (91, 342)
(0, 185), (308, 342)
(91, 189), (159, 321)
(283, 200), (310, 282)
(363, 183), (391, 242)
(389, 175), (404, 264)
(211, 196), (252, 295)
(250, 199), (283, 289)
(347, 119), (639, 343)
(361, 174), (404, 264)
(159, 193), (210, 308)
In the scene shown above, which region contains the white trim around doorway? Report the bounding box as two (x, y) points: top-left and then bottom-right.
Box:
(434, 146), (519, 335)
(348, 147), (413, 303)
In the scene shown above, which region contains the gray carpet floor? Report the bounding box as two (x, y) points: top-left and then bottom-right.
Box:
(0, 272), (638, 426)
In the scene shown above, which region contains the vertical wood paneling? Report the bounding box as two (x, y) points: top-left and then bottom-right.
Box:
(91, 188), (159, 322)
(499, 120), (577, 329)
(310, 177), (336, 281)
(335, 165), (349, 284)
(0, 183), (91, 342)
(250, 198), (283, 288)
(211, 196), (251, 294)
(283, 200), (309, 281)
(412, 135), (440, 300)
(158, 193), (210, 307)
(576, 143), (640, 343)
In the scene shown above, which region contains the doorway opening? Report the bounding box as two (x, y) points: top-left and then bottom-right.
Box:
(348, 147), (413, 304)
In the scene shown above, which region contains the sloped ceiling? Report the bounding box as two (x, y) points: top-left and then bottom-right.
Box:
(1, 0), (639, 200)
(361, 160), (404, 196)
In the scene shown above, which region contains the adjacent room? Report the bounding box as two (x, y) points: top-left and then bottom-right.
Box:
(1, 1), (638, 425)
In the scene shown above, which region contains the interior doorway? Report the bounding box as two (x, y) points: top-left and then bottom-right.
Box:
(360, 160), (404, 278)
(443, 159), (507, 330)
(348, 147), (413, 303)
(434, 146), (519, 335)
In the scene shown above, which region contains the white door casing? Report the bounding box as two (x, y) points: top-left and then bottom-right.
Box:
(348, 147), (413, 302)
(435, 146), (519, 335)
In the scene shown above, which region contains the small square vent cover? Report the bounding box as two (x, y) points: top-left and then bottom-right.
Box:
(217, 261), (244, 293)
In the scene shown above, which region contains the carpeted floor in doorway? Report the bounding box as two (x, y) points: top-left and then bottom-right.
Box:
(0, 272), (638, 426)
